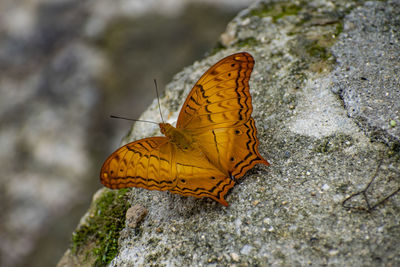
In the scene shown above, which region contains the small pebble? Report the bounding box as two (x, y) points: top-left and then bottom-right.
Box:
(329, 249), (339, 256)
(126, 204), (148, 228)
(322, 184), (330, 191)
(231, 252), (240, 262)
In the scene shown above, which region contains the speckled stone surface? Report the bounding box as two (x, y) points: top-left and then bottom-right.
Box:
(59, 0), (400, 266)
(331, 0), (400, 148)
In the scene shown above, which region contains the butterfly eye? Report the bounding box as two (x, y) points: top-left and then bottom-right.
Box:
(210, 176), (216, 180)
(180, 179), (186, 183)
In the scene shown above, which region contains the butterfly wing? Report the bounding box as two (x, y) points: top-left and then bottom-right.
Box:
(101, 137), (174, 191)
(169, 144), (235, 206)
(177, 52), (255, 129)
(194, 117), (268, 179)
(176, 52), (269, 179)
(100, 137), (235, 206)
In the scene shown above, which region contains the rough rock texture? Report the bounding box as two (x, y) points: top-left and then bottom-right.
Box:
(331, 1), (400, 149)
(59, 0), (400, 266)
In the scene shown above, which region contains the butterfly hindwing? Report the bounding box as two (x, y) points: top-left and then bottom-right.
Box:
(100, 137), (175, 191)
(191, 117), (269, 180)
(100, 137), (235, 206)
(170, 145), (235, 206)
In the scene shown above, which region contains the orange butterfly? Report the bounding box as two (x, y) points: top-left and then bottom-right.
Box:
(100, 52), (269, 206)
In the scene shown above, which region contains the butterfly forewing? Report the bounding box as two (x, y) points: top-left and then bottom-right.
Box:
(176, 53), (254, 129)
(175, 52), (268, 179)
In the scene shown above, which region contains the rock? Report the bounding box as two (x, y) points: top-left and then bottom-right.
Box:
(60, 0), (400, 266)
(331, 0), (400, 148)
(125, 204), (148, 228)
(230, 252), (240, 262)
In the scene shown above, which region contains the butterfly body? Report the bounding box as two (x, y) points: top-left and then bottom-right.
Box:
(159, 123), (194, 150)
(101, 52), (269, 206)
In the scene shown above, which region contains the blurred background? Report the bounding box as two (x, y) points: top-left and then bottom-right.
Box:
(0, 0), (255, 266)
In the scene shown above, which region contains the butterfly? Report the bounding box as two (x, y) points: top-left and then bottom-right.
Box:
(100, 52), (269, 206)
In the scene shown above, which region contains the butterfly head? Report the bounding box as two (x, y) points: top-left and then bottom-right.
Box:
(159, 122), (172, 136)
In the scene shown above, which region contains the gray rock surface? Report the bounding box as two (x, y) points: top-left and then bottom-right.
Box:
(59, 0), (400, 266)
(331, 0), (400, 149)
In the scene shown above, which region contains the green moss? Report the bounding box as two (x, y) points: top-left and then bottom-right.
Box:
(250, 2), (302, 22)
(335, 22), (344, 36)
(273, 4), (302, 22)
(71, 189), (130, 266)
(235, 37), (260, 48)
(289, 19), (344, 73)
(305, 40), (330, 60)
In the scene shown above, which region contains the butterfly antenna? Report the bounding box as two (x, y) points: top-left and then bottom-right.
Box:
(154, 79), (165, 123)
(110, 115), (159, 125)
